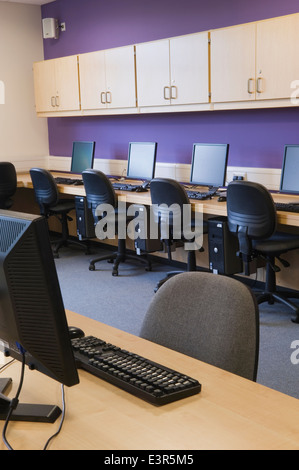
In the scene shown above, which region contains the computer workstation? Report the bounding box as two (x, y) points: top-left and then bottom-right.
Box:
(275, 145), (299, 212)
(112, 141), (157, 192)
(184, 143), (229, 200)
(54, 141), (96, 186)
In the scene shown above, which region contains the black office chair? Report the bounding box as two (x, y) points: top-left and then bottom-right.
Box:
(227, 180), (299, 323)
(0, 162), (17, 209)
(150, 178), (208, 291)
(30, 168), (87, 257)
(82, 169), (151, 276)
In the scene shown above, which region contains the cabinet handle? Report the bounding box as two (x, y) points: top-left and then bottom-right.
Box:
(257, 77), (264, 94)
(55, 96), (60, 107)
(163, 86), (171, 100)
(101, 92), (106, 104)
(171, 86), (177, 100)
(247, 78), (255, 94)
(51, 96), (56, 107)
(106, 91), (112, 104)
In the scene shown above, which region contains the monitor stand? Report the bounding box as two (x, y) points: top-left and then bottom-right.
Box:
(0, 377), (61, 423)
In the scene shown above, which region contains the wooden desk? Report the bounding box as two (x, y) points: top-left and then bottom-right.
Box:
(17, 172), (299, 227)
(1, 310), (299, 451)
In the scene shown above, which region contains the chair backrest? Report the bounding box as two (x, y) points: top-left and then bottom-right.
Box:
(150, 178), (190, 240)
(140, 272), (259, 381)
(82, 170), (117, 219)
(0, 162), (17, 209)
(227, 180), (276, 240)
(30, 168), (59, 215)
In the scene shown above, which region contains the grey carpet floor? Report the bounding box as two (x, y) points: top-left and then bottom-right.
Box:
(55, 247), (299, 400)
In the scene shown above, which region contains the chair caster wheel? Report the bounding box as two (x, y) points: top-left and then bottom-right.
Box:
(112, 269), (118, 276)
(89, 265), (95, 271)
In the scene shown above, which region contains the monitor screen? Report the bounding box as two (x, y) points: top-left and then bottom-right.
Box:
(0, 211), (79, 392)
(71, 141), (95, 173)
(126, 142), (157, 180)
(280, 145), (299, 193)
(190, 143), (229, 188)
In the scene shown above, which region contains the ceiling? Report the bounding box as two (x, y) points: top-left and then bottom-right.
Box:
(0, 0), (55, 5)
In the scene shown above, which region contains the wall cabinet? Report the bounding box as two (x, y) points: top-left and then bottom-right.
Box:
(210, 14), (299, 104)
(33, 55), (80, 113)
(79, 45), (136, 110)
(135, 33), (209, 108)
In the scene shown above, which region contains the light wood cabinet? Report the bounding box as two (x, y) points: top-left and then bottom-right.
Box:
(210, 13), (299, 104)
(135, 33), (209, 108)
(79, 45), (136, 110)
(33, 55), (80, 113)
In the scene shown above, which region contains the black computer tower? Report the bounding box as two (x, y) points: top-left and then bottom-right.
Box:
(75, 196), (95, 240)
(208, 216), (243, 275)
(131, 204), (163, 254)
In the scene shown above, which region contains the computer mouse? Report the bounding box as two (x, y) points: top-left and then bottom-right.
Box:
(218, 196), (227, 202)
(68, 326), (85, 339)
(135, 186), (148, 192)
(73, 180), (84, 186)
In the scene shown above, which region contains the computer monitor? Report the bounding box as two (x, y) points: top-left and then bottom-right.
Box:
(280, 145), (299, 194)
(0, 211), (79, 423)
(126, 142), (157, 181)
(71, 141), (95, 173)
(190, 143), (229, 189)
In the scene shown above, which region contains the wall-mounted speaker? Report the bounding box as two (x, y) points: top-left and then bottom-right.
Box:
(42, 18), (59, 40)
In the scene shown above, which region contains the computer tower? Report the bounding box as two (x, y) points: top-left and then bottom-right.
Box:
(208, 216), (243, 275)
(131, 204), (163, 254)
(75, 196), (95, 240)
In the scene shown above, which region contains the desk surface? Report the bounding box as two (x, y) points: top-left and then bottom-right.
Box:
(18, 172), (299, 227)
(1, 310), (299, 450)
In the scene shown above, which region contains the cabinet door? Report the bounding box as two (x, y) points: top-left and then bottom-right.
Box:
(105, 45), (136, 109)
(33, 59), (57, 112)
(210, 23), (256, 103)
(170, 33), (209, 105)
(79, 51), (106, 110)
(256, 14), (299, 100)
(136, 39), (170, 107)
(54, 56), (80, 111)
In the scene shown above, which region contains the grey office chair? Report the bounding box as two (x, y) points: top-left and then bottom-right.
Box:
(0, 162), (17, 209)
(140, 271), (259, 381)
(82, 169), (151, 276)
(30, 168), (87, 257)
(227, 180), (299, 323)
(150, 178), (208, 291)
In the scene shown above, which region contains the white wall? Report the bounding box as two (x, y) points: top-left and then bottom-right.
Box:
(0, 2), (48, 171)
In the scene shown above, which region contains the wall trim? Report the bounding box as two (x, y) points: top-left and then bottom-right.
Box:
(48, 155), (281, 189)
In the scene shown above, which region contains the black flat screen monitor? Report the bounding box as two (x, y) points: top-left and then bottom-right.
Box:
(190, 143), (229, 188)
(0, 211), (79, 422)
(71, 141), (95, 173)
(126, 142), (157, 180)
(280, 145), (299, 194)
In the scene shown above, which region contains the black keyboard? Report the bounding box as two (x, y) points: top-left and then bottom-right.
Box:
(71, 335), (201, 406)
(275, 202), (299, 213)
(112, 182), (148, 192)
(55, 177), (83, 186)
(187, 189), (216, 200)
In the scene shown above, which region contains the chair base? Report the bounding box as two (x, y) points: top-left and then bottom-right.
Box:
(257, 291), (299, 323)
(88, 250), (152, 276)
(154, 250), (197, 292)
(51, 238), (90, 258)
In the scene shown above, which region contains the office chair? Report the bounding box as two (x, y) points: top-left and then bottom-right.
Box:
(0, 162), (17, 209)
(82, 169), (151, 276)
(140, 271), (259, 381)
(227, 180), (299, 323)
(30, 168), (87, 257)
(150, 178), (208, 291)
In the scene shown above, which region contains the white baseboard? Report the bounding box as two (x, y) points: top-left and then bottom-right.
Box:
(47, 156), (281, 190)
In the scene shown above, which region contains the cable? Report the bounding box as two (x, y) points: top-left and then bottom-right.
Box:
(2, 351), (26, 450)
(43, 384), (66, 450)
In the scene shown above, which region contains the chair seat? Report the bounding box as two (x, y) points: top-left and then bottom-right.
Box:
(49, 200), (75, 214)
(253, 231), (299, 255)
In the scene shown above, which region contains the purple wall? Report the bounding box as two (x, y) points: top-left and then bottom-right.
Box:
(42, 0), (299, 169)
